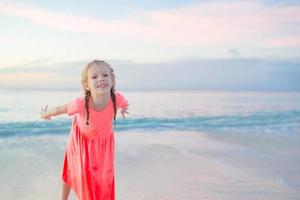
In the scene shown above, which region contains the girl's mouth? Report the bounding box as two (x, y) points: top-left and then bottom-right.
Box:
(97, 83), (108, 88)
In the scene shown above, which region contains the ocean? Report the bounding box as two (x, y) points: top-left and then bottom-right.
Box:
(0, 89), (300, 200)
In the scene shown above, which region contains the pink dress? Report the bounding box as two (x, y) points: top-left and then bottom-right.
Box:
(61, 92), (128, 200)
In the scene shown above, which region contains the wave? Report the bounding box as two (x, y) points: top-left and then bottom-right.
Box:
(1, 110), (300, 137)
(0, 108), (9, 112)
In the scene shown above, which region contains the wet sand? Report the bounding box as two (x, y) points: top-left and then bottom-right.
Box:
(0, 130), (299, 200)
(115, 131), (300, 200)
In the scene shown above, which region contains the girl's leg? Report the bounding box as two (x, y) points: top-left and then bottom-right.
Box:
(61, 181), (71, 200)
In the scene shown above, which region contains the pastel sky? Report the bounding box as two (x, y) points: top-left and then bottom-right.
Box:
(0, 0), (299, 90)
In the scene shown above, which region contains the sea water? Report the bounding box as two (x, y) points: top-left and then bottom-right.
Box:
(0, 89), (299, 199)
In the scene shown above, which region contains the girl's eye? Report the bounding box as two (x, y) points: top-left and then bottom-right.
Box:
(92, 76), (97, 79)
(104, 74), (108, 77)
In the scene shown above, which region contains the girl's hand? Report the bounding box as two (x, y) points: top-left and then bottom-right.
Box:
(120, 104), (130, 119)
(40, 105), (51, 120)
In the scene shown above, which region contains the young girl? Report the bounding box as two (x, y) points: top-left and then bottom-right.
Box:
(40, 60), (129, 200)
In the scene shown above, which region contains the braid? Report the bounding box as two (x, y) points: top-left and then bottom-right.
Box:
(110, 86), (117, 126)
(85, 90), (91, 125)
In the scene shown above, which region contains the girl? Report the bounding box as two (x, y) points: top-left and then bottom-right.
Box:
(40, 60), (129, 200)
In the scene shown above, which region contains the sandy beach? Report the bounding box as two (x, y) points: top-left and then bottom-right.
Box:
(114, 131), (300, 200)
(0, 130), (299, 200)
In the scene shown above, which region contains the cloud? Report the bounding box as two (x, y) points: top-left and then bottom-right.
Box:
(0, 58), (299, 91)
(0, 1), (299, 47)
(267, 36), (300, 47)
(227, 49), (241, 57)
(0, 71), (65, 87)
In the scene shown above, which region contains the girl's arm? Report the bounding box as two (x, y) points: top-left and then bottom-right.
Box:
(40, 104), (67, 120)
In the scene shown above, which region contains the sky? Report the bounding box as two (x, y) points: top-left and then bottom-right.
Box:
(0, 0), (299, 91)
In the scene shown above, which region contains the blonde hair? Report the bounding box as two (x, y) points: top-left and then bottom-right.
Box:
(81, 60), (117, 125)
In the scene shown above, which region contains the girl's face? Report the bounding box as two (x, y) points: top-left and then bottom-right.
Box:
(86, 63), (113, 95)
